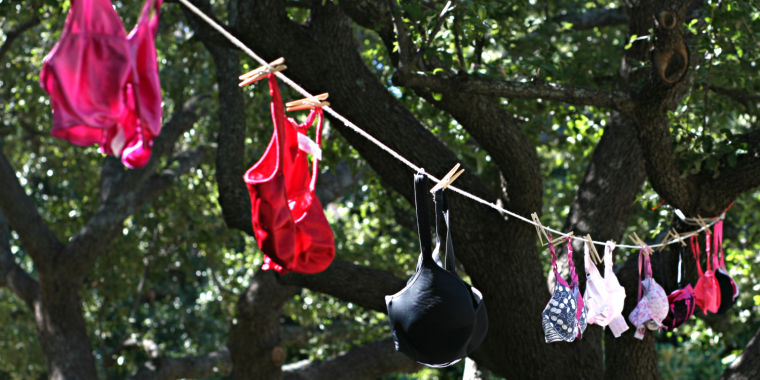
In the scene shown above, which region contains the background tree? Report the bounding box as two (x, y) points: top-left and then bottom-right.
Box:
(1, 0), (760, 379)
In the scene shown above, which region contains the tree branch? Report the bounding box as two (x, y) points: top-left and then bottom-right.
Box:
(0, 146), (63, 265)
(282, 338), (419, 380)
(230, 270), (298, 379)
(398, 71), (635, 113)
(553, 7), (628, 30)
(0, 210), (40, 309)
(195, 23), (253, 234)
(709, 85), (760, 113)
(281, 320), (357, 347)
(386, 0), (416, 69)
(278, 260), (406, 313)
(129, 347), (232, 380)
(66, 146), (206, 276)
(0, 16), (41, 63)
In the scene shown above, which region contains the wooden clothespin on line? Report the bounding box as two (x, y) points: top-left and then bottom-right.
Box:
(584, 234), (602, 264)
(238, 57), (287, 87)
(551, 231), (574, 247)
(286, 92), (330, 112)
(430, 163), (465, 193)
(657, 229), (674, 252)
(629, 232), (651, 255)
(695, 216), (710, 232)
(531, 212), (550, 247)
(671, 228), (687, 247)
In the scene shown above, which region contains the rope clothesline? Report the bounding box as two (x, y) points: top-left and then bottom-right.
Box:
(176, 0), (724, 251)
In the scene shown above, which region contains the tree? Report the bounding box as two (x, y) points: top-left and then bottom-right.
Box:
(1, 0), (760, 379)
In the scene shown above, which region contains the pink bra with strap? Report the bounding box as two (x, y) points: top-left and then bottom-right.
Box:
(583, 241), (629, 337)
(628, 248), (668, 340)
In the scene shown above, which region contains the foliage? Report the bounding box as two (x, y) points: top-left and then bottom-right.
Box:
(1, 0), (760, 379)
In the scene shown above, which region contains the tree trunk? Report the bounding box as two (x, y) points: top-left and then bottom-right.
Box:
(721, 327), (760, 380)
(229, 271), (297, 379)
(35, 272), (98, 380)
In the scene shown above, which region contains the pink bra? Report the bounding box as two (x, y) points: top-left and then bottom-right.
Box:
(628, 248), (669, 340)
(583, 241), (629, 337)
(40, 0), (164, 168)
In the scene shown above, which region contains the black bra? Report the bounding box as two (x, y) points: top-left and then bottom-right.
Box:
(385, 174), (488, 367)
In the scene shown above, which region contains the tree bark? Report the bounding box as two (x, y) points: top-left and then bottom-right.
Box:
(130, 347), (232, 380)
(229, 271), (298, 380)
(722, 327), (760, 380)
(34, 274), (98, 380)
(282, 338), (419, 380)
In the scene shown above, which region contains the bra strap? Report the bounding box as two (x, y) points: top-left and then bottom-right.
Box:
(643, 248), (653, 279)
(713, 220), (725, 268)
(268, 74), (287, 163)
(676, 247), (685, 288)
(414, 174), (433, 264)
(567, 237), (578, 289)
(637, 249), (644, 302)
(705, 229), (714, 272)
(433, 189), (457, 273)
(299, 108), (324, 192)
(604, 241), (615, 272)
(547, 234), (570, 288)
(690, 234), (704, 277)
(138, 0), (164, 34)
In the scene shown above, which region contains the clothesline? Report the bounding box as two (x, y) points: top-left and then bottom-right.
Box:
(176, 0), (724, 251)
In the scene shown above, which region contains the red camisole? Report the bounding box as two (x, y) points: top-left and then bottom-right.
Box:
(40, 0), (163, 169)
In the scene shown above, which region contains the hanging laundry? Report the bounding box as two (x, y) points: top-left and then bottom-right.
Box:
(662, 246), (696, 330)
(692, 231), (721, 314)
(712, 221), (739, 314)
(628, 248), (668, 340)
(542, 236), (587, 343)
(583, 241), (628, 337)
(40, 0), (164, 169)
(243, 74), (335, 274)
(385, 174), (487, 368)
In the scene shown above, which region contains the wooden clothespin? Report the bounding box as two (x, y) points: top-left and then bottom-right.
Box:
(671, 228), (687, 247)
(657, 229), (674, 252)
(430, 164), (464, 193)
(531, 212), (550, 247)
(695, 216), (710, 232)
(552, 232), (574, 247)
(286, 92), (330, 112)
(630, 232), (651, 255)
(238, 57), (287, 87)
(584, 234), (602, 264)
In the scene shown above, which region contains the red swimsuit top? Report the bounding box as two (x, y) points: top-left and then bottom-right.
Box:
(243, 74), (335, 274)
(40, 0), (163, 168)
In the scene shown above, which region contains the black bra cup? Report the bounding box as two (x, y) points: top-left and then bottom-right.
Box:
(385, 174), (488, 367)
(714, 268), (736, 314)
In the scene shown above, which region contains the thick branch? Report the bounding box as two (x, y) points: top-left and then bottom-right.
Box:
(278, 260), (406, 313)
(709, 85), (760, 113)
(65, 144), (206, 277)
(281, 321), (357, 347)
(0, 210), (40, 309)
(398, 72), (635, 113)
(554, 8), (628, 30)
(0, 146), (63, 265)
(99, 94), (209, 202)
(194, 22), (253, 233)
(282, 338), (419, 380)
(230, 270), (298, 379)
(129, 347), (232, 380)
(0, 16), (41, 63)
